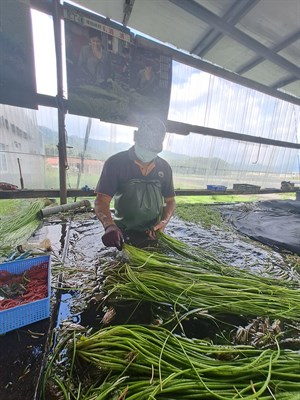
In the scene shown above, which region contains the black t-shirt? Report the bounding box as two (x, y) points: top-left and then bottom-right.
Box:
(95, 146), (175, 198)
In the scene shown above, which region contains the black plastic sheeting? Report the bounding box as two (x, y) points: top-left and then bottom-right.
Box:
(221, 200), (300, 255)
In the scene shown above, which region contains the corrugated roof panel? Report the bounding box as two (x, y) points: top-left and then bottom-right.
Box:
(237, 0), (300, 45)
(72, 0), (124, 23)
(243, 61), (297, 87)
(202, 37), (258, 70)
(193, 0), (235, 17)
(129, 0), (209, 52)
(281, 81), (300, 98)
(278, 39), (300, 66)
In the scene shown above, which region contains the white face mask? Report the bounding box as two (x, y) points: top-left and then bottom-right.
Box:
(134, 144), (158, 163)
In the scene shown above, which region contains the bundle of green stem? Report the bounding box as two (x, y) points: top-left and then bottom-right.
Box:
(74, 324), (300, 399)
(156, 232), (295, 284)
(102, 240), (300, 322)
(0, 198), (47, 255)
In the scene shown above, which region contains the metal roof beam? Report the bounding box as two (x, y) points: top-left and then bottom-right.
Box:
(236, 30), (300, 75)
(192, 0), (260, 57)
(166, 120), (300, 149)
(169, 0), (300, 79)
(0, 188), (291, 200)
(122, 0), (135, 26)
(270, 77), (300, 90)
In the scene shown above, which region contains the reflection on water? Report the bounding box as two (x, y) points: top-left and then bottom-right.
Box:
(56, 292), (81, 327)
(168, 216), (284, 276)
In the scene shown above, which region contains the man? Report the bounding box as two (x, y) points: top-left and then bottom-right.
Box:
(94, 117), (176, 250)
(78, 28), (111, 86)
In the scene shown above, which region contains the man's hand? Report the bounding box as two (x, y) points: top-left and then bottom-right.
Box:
(147, 197), (176, 239)
(102, 224), (124, 250)
(147, 220), (167, 239)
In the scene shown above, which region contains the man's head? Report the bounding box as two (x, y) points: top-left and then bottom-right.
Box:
(134, 117), (166, 153)
(89, 28), (102, 49)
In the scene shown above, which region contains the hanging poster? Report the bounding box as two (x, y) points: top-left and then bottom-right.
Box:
(64, 4), (134, 124)
(0, 0), (37, 109)
(64, 4), (172, 126)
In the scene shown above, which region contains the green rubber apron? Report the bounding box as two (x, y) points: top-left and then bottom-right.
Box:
(114, 179), (163, 231)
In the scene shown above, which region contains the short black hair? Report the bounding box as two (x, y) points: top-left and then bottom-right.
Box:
(88, 28), (102, 40)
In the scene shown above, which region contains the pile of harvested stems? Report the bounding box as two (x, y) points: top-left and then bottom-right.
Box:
(0, 198), (48, 256)
(42, 234), (300, 399)
(101, 234), (300, 322)
(114, 232), (293, 284)
(47, 324), (300, 399)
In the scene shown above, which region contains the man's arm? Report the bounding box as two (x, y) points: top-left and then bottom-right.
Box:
(94, 193), (114, 229)
(95, 193), (124, 250)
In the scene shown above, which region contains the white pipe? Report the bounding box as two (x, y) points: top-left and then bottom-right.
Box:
(40, 199), (91, 217)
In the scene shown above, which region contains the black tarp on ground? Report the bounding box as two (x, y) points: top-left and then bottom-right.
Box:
(221, 200), (300, 255)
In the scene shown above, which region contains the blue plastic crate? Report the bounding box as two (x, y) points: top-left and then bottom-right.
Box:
(215, 185), (227, 192)
(207, 185), (227, 192)
(207, 185), (217, 191)
(0, 255), (51, 334)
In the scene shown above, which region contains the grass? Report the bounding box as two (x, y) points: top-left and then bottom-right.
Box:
(175, 203), (224, 228)
(175, 192), (295, 204)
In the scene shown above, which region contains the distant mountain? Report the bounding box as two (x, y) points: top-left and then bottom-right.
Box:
(39, 125), (299, 173)
(39, 125), (232, 171)
(39, 126), (130, 158)
(39, 126), (57, 144)
(83, 137), (130, 158)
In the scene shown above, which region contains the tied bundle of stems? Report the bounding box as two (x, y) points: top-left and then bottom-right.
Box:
(0, 199), (47, 256)
(120, 232), (295, 286)
(156, 232), (296, 285)
(72, 324), (300, 399)
(101, 235), (300, 322)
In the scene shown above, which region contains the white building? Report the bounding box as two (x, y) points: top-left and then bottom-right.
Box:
(0, 104), (45, 189)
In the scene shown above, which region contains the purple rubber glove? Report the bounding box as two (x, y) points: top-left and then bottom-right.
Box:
(102, 224), (124, 251)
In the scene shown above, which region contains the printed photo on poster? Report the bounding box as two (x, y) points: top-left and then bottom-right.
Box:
(64, 5), (172, 127)
(0, 0), (37, 109)
(64, 5), (134, 124)
(128, 41), (172, 125)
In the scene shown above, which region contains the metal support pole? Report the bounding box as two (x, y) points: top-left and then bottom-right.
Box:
(17, 158), (24, 189)
(53, 0), (67, 205)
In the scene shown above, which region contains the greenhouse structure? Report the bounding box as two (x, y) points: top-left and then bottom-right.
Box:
(0, 1), (299, 399)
